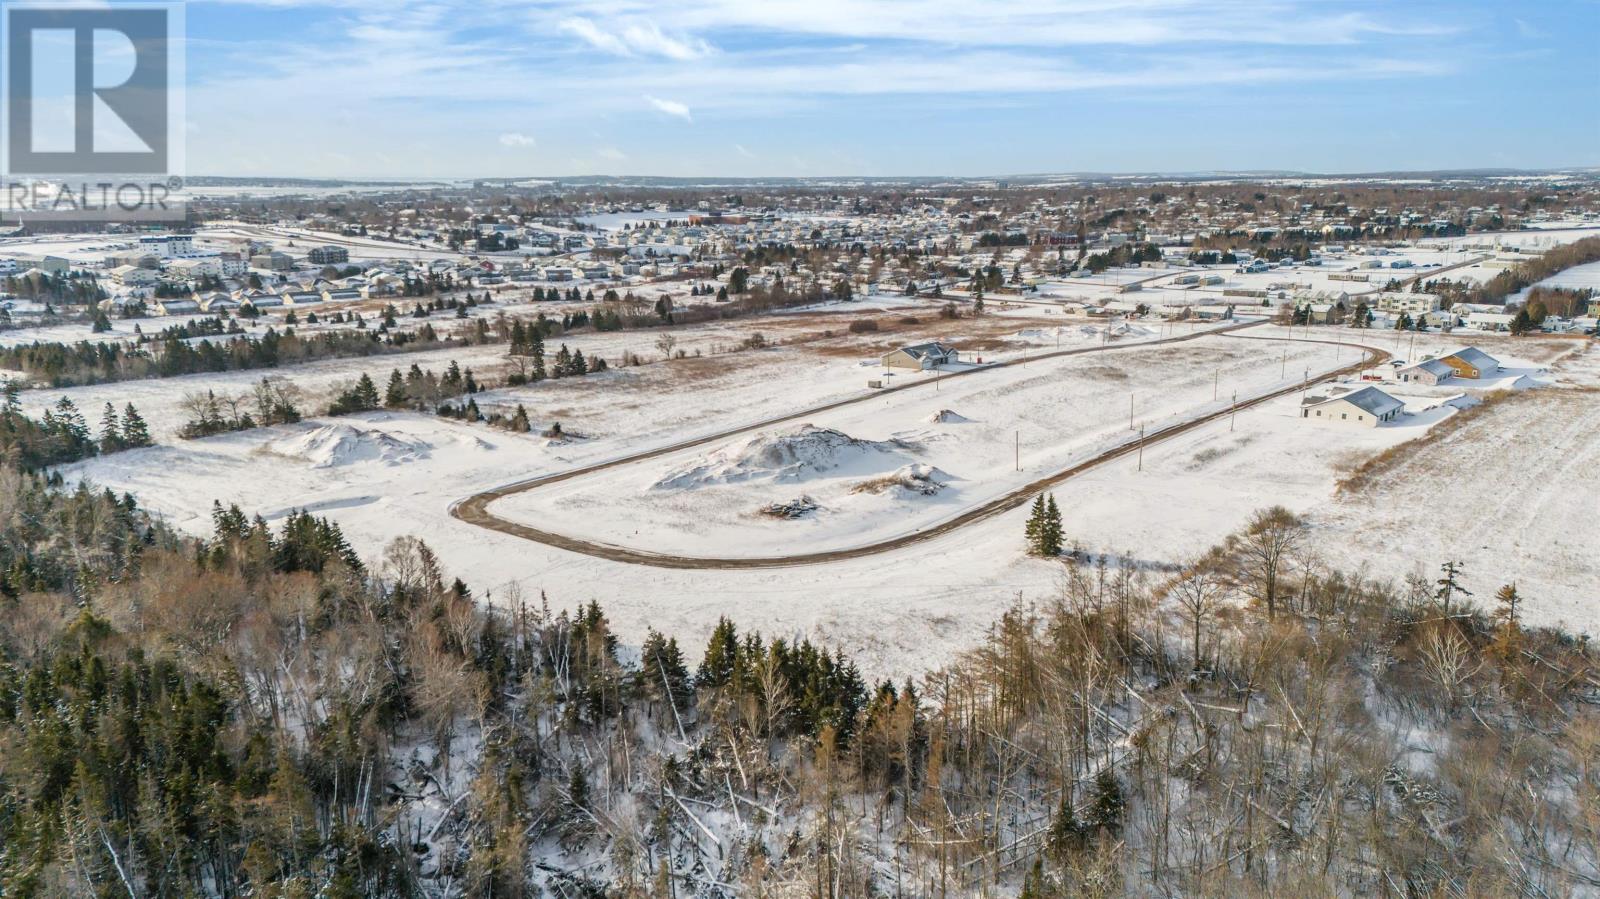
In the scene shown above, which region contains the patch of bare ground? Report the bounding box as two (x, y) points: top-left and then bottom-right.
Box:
(804, 312), (1062, 358)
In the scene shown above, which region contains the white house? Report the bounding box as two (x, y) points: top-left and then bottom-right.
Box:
(1300, 385), (1404, 427)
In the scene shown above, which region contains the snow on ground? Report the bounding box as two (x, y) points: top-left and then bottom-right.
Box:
(1319, 344), (1600, 634)
(49, 307), (1599, 675)
(1507, 259), (1600, 305)
(487, 335), (1346, 558)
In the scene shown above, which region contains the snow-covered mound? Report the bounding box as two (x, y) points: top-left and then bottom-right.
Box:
(851, 463), (950, 496)
(929, 409), (971, 424)
(653, 425), (911, 490)
(266, 423), (431, 469)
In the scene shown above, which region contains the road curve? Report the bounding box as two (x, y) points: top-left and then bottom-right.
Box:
(451, 322), (1388, 569)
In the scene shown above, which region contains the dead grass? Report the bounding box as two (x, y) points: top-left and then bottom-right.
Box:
(1336, 389), (1527, 494)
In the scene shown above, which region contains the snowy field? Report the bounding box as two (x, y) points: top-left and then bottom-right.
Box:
(46, 303), (1600, 674)
(1507, 259), (1600, 305)
(486, 335), (1347, 557)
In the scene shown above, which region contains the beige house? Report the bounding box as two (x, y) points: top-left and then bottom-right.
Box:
(881, 342), (960, 371)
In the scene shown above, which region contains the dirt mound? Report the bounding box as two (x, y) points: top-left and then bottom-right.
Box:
(851, 463), (950, 496)
(929, 409), (971, 424)
(266, 423), (430, 469)
(653, 424), (911, 490)
(758, 496), (819, 519)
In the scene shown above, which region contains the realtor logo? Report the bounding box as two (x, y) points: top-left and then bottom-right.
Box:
(1, 1), (185, 221)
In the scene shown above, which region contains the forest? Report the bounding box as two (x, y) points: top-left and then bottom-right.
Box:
(1, 465), (1597, 896)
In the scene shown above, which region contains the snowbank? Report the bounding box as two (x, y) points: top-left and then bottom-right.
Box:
(264, 423), (434, 469)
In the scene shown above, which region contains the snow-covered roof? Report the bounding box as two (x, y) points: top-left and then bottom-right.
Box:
(1303, 385), (1404, 417)
(1443, 347), (1499, 368)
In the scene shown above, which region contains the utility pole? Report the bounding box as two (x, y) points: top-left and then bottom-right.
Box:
(1213, 368), (1219, 401)
(1230, 391), (1238, 431)
(1014, 431), (1020, 472)
(1281, 343), (1288, 378)
(1137, 424), (1145, 471)
(1128, 393), (1134, 430)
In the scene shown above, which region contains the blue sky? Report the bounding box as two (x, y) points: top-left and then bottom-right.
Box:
(179, 0), (1600, 179)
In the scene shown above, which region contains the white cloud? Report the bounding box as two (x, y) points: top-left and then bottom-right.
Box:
(498, 132), (536, 148)
(597, 146), (627, 161)
(645, 95), (693, 121)
(734, 143), (754, 158)
(559, 17), (711, 60)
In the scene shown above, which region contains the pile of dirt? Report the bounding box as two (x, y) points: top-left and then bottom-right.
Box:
(851, 463), (950, 496)
(929, 409), (971, 424)
(758, 496), (819, 519)
(653, 425), (912, 490)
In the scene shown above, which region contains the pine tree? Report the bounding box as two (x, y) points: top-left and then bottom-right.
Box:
(1042, 494), (1063, 556)
(1025, 495), (1046, 554)
(1087, 769), (1125, 834)
(355, 373), (380, 410)
(1047, 792), (1085, 858)
(509, 404), (531, 433)
(1025, 494), (1063, 557)
(120, 404), (152, 448)
(384, 369), (407, 408)
(697, 617), (740, 690)
(98, 403), (123, 454)
(1435, 560), (1471, 614)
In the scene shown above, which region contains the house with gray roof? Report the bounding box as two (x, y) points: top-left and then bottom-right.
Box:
(1396, 357), (1456, 386)
(881, 342), (960, 371)
(1300, 385), (1405, 427)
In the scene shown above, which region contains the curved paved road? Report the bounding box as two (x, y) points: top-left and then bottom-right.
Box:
(451, 322), (1388, 569)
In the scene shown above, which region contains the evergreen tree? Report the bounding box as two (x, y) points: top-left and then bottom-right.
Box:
(120, 404), (152, 448)
(355, 373), (380, 409)
(98, 403), (122, 454)
(1087, 769), (1125, 834)
(697, 617), (740, 690)
(385, 369), (407, 408)
(1048, 792), (1085, 858)
(1435, 560), (1471, 614)
(1025, 493), (1063, 556)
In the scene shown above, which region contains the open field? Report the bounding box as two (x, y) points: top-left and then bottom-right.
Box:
(17, 267), (1586, 671)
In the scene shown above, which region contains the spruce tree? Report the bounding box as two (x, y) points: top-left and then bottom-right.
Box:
(385, 370), (407, 408)
(355, 373), (380, 410)
(98, 403), (122, 454)
(1025, 495), (1046, 555)
(1043, 494), (1063, 556)
(1088, 769), (1125, 834)
(120, 404), (152, 448)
